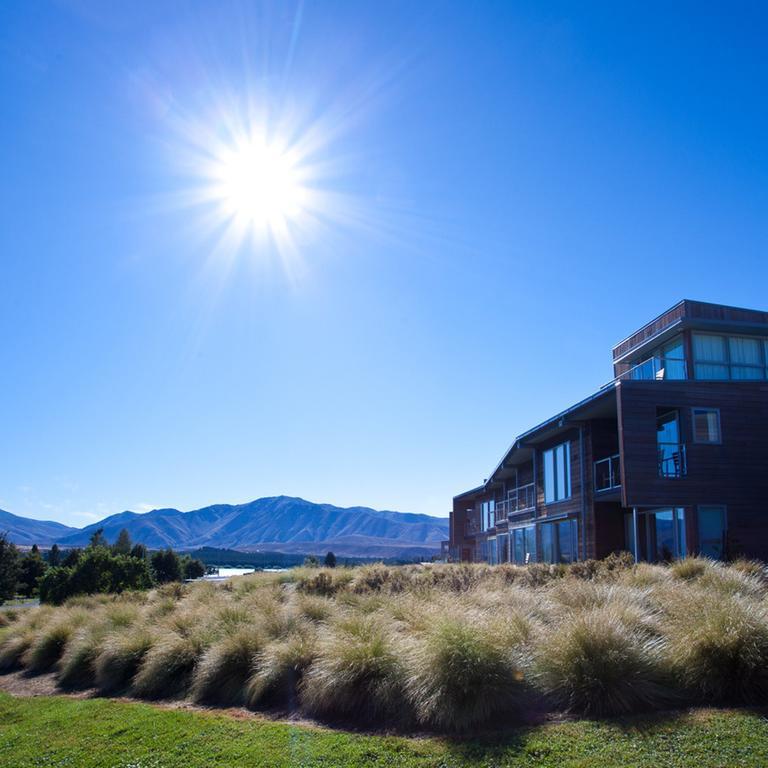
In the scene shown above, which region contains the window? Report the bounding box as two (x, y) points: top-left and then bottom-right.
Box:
(693, 334), (729, 379)
(481, 499), (496, 531)
(628, 335), (687, 380)
(657, 410), (685, 477)
(660, 337), (686, 380)
(539, 519), (578, 564)
(692, 408), (721, 443)
(698, 506), (726, 559)
(729, 337), (763, 379)
(544, 442), (571, 503)
(693, 333), (768, 380)
(511, 525), (536, 564)
(496, 533), (509, 564)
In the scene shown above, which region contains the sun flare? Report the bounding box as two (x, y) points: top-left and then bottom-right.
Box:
(212, 137), (307, 229)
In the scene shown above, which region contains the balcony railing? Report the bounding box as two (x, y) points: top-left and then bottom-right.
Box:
(594, 454), (621, 492)
(602, 355), (688, 389)
(496, 483), (536, 520)
(658, 443), (687, 478)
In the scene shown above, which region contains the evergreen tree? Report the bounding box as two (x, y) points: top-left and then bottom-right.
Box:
(0, 533), (20, 604)
(323, 551), (337, 568)
(150, 548), (182, 583)
(18, 546), (47, 598)
(88, 528), (109, 549)
(62, 548), (83, 568)
(130, 543), (147, 561)
(182, 556), (205, 580)
(48, 543), (61, 567)
(113, 528), (132, 555)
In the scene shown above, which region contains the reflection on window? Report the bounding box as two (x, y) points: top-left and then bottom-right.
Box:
(539, 519), (578, 564)
(657, 410), (686, 477)
(629, 335), (687, 380)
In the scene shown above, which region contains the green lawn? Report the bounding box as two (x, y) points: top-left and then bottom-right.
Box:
(0, 693), (767, 767)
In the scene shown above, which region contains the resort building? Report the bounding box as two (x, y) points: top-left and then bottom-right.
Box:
(449, 300), (768, 564)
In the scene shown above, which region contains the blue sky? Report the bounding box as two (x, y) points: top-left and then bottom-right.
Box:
(1, 1), (766, 525)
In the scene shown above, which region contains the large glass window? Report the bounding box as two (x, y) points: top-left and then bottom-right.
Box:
(693, 333), (768, 380)
(698, 506), (726, 559)
(693, 334), (729, 379)
(541, 524), (555, 564)
(539, 519), (578, 564)
(557, 519), (577, 563)
(544, 442), (571, 503)
(629, 335), (686, 380)
(653, 508), (686, 561)
(657, 411), (685, 477)
(481, 499), (496, 531)
(511, 526), (536, 564)
(496, 533), (509, 564)
(729, 337), (763, 379)
(692, 408), (721, 443)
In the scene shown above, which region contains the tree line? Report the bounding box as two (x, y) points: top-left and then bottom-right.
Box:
(0, 528), (205, 605)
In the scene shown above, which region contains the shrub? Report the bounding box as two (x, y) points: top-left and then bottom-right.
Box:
(535, 607), (669, 716)
(190, 629), (263, 706)
(664, 595), (768, 703)
(405, 613), (530, 731)
(301, 616), (409, 725)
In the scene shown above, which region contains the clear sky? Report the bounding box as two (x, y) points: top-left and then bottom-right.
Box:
(1, 1), (767, 526)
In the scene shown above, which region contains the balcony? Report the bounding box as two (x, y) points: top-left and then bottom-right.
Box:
(496, 483), (536, 521)
(658, 443), (687, 478)
(594, 453), (621, 492)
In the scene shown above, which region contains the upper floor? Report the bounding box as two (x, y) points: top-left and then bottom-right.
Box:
(612, 300), (768, 383)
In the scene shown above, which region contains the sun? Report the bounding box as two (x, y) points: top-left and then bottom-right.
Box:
(211, 136), (308, 231)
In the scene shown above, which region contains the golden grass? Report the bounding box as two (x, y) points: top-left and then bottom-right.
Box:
(2, 558), (768, 730)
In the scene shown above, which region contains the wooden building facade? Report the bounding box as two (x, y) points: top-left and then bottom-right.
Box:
(449, 300), (768, 564)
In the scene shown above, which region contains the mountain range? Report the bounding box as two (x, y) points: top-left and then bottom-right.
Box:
(0, 496), (449, 559)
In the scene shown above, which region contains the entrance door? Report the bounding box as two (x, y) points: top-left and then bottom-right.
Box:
(647, 508), (686, 561)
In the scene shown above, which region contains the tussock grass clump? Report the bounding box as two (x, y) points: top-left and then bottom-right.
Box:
(664, 595), (768, 703)
(191, 628), (263, 706)
(131, 631), (208, 700)
(248, 627), (318, 709)
(24, 622), (76, 674)
(4, 558), (768, 730)
(58, 628), (103, 689)
(535, 607), (669, 716)
(95, 629), (154, 692)
(0, 631), (35, 672)
(406, 612), (531, 731)
(301, 615), (409, 725)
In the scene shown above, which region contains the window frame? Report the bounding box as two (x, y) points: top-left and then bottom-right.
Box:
(691, 407), (722, 445)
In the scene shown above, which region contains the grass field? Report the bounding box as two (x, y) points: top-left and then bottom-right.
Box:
(1, 692), (767, 767)
(3, 557), (768, 732)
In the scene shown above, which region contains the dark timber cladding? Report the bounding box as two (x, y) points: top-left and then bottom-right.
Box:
(450, 299), (768, 565)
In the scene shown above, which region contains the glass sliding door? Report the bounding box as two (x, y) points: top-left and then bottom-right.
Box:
(644, 508), (686, 561)
(698, 506), (726, 559)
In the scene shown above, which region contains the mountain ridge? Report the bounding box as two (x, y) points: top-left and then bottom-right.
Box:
(1, 496), (449, 558)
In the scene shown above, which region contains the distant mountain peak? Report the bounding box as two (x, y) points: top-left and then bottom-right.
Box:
(2, 496), (448, 558)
